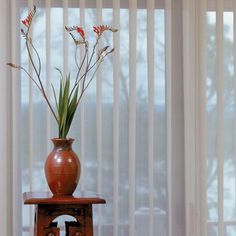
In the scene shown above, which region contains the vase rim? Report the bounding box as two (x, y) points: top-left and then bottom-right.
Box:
(51, 138), (74, 141)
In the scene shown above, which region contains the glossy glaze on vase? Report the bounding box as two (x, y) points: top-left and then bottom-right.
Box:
(45, 138), (81, 195)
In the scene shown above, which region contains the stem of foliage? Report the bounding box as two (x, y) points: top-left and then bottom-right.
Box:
(25, 34), (58, 123)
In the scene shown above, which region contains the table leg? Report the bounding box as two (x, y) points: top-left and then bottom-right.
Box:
(85, 204), (93, 236)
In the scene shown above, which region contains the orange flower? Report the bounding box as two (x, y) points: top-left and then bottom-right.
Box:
(21, 5), (36, 27)
(22, 20), (27, 26)
(93, 25), (105, 36)
(76, 27), (85, 39)
(93, 25), (118, 37)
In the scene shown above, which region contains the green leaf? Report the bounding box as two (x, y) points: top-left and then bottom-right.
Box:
(58, 79), (63, 116)
(63, 85), (79, 137)
(68, 85), (79, 118)
(56, 73), (81, 138)
(60, 75), (71, 137)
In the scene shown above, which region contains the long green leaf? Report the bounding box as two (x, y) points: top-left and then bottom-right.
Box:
(63, 85), (79, 136)
(60, 75), (71, 137)
(58, 79), (63, 117)
(68, 85), (79, 118)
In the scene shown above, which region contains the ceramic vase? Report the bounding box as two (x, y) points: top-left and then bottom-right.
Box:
(44, 138), (81, 195)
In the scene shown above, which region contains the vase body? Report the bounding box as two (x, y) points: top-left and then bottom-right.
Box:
(45, 138), (81, 195)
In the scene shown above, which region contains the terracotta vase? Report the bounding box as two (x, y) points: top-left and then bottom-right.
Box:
(44, 138), (81, 195)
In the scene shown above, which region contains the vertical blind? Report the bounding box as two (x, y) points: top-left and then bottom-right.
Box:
(2, 0), (236, 235)
(184, 0), (236, 235)
(7, 0), (186, 236)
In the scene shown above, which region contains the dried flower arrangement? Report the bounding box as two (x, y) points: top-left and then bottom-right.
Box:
(8, 5), (118, 138)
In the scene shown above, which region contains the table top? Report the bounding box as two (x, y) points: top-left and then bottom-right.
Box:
(23, 192), (106, 205)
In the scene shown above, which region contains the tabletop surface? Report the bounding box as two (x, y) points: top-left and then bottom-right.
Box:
(23, 192), (106, 205)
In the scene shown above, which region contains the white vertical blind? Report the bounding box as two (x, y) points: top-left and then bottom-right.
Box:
(79, 0), (85, 192)
(234, 4), (236, 234)
(1, 0), (15, 235)
(11, 0), (22, 233)
(27, 1), (34, 235)
(112, 1), (120, 236)
(96, 1), (103, 236)
(165, 0), (172, 235)
(63, 0), (68, 76)
(185, 0), (236, 235)
(96, 0), (103, 197)
(3, 0), (236, 235)
(183, 0), (198, 235)
(6, 0), (185, 235)
(147, 0), (154, 235)
(128, 1), (137, 236)
(46, 0), (51, 153)
(198, 0), (208, 235)
(216, 1), (224, 235)
(27, 0), (34, 195)
(183, 0), (191, 234)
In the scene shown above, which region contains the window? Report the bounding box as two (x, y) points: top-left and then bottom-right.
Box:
(205, 8), (236, 236)
(186, 0), (236, 235)
(14, 1), (181, 236)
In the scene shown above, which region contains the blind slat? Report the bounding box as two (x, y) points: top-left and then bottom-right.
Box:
(27, 1), (34, 235)
(96, 1), (103, 236)
(28, 0), (34, 191)
(147, 0), (155, 235)
(11, 0), (22, 234)
(234, 0), (236, 222)
(165, 0), (172, 235)
(113, 0), (120, 236)
(63, 0), (68, 76)
(129, 1), (137, 236)
(46, 0), (51, 154)
(199, 0), (207, 235)
(216, 1), (224, 235)
(79, 0), (85, 192)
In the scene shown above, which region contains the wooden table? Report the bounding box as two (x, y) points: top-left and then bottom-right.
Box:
(23, 192), (106, 236)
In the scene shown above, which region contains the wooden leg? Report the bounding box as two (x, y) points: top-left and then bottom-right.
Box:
(85, 204), (93, 236)
(34, 208), (37, 236)
(35, 206), (52, 236)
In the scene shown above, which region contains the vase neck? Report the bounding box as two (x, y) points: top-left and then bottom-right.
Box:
(51, 138), (74, 150)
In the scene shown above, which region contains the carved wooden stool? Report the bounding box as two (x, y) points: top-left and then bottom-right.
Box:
(23, 192), (106, 236)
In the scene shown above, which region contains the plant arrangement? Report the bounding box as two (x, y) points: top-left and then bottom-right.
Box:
(8, 5), (118, 138)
